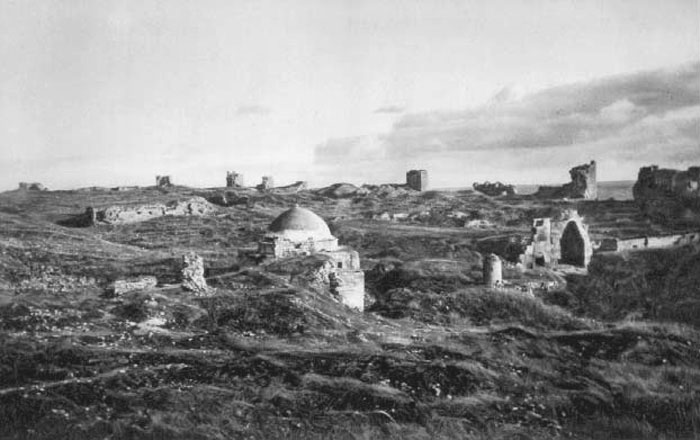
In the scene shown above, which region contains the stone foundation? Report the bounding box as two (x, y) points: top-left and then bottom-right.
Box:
(83, 197), (214, 225)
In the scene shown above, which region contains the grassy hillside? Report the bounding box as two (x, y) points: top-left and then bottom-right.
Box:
(0, 186), (699, 439)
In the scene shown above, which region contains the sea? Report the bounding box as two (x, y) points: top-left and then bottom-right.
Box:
(438, 180), (636, 201)
(515, 180), (635, 200)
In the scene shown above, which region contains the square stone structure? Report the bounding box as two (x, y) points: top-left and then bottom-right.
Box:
(226, 171), (244, 187)
(406, 169), (428, 191)
(258, 206), (365, 310)
(520, 210), (593, 269)
(257, 176), (274, 191)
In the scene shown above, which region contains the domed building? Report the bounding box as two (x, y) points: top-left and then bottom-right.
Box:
(258, 206), (365, 310)
(259, 206), (339, 257)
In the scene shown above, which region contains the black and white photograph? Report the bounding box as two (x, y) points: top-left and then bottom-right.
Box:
(0, 0), (699, 438)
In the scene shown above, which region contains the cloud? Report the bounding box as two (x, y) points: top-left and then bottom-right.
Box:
(374, 105), (406, 114)
(314, 63), (700, 179)
(235, 105), (271, 116)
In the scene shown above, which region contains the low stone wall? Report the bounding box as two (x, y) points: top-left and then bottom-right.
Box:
(83, 196), (214, 225)
(603, 231), (700, 252)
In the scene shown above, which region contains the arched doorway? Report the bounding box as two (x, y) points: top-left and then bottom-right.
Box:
(560, 221), (585, 266)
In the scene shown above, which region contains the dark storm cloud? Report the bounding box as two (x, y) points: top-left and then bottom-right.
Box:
(314, 63), (700, 164)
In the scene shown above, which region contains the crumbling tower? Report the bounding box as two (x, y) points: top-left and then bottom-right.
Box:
(226, 171), (244, 188)
(257, 176), (274, 191)
(156, 175), (172, 187)
(483, 253), (503, 288)
(568, 161), (597, 200)
(406, 169), (428, 191)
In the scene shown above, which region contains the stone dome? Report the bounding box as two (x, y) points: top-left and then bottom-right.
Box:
(268, 206), (333, 239)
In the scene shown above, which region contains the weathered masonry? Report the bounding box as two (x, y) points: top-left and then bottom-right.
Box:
(598, 231), (700, 252)
(226, 171), (244, 188)
(535, 161), (597, 200)
(520, 210), (593, 269)
(258, 206), (365, 310)
(406, 170), (428, 191)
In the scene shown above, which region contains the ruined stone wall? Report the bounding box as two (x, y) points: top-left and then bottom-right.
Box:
(406, 169), (428, 191)
(519, 211), (593, 268)
(18, 182), (47, 191)
(258, 236), (339, 259)
(112, 276), (158, 295)
(534, 161), (597, 200)
(633, 165), (700, 219)
(601, 231), (700, 252)
(85, 196), (213, 225)
(332, 270), (365, 311)
(327, 248), (361, 270)
(257, 176), (274, 191)
(226, 171), (244, 187)
(156, 175), (172, 187)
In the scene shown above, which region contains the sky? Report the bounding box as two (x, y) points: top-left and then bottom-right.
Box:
(1, 0), (698, 190)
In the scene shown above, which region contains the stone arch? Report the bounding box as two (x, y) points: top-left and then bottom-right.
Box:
(559, 220), (592, 267)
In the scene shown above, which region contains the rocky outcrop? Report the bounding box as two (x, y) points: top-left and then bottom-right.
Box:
(112, 276), (158, 295)
(181, 252), (208, 294)
(473, 181), (516, 197)
(316, 183), (360, 198)
(81, 196), (214, 225)
(535, 161), (597, 200)
(633, 165), (700, 221)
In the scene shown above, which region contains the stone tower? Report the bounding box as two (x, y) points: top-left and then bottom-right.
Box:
(406, 169), (428, 191)
(483, 253), (503, 288)
(568, 161), (597, 200)
(226, 171), (244, 187)
(156, 175), (172, 187)
(258, 176), (274, 191)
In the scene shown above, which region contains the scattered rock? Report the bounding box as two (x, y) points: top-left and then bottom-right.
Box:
(181, 252), (209, 294)
(112, 276), (158, 296)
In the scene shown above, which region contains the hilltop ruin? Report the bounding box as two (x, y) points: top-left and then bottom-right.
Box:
(257, 176), (274, 191)
(633, 165), (700, 220)
(18, 182), (47, 191)
(155, 175), (172, 187)
(535, 161), (597, 200)
(225, 171), (244, 188)
(473, 181), (516, 197)
(520, 210), (593, 269)
(406, 169), (428, 191)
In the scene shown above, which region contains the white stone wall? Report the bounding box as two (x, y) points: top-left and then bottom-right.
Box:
(334, 270), (365, 311)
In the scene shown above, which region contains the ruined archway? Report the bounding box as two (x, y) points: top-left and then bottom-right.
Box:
(560, 221), (586, 266)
